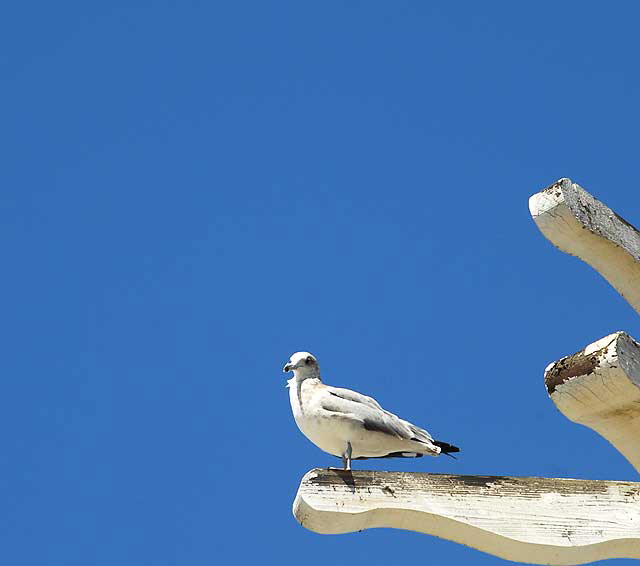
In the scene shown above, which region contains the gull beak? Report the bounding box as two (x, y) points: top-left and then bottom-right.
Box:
(283, 362), (293, 373)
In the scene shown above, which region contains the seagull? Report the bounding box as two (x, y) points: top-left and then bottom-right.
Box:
(284, 351), (460, 470)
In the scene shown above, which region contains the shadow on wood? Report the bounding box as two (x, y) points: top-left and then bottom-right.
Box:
(291, 180), (640, 565)
(294, 469), (640, 565)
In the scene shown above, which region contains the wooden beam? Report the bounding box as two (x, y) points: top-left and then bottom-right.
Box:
(529, 178), (640, 315)
(290, 182), (640, 564)
(293, 469), (640, 565)
(544, 331), (640, 474)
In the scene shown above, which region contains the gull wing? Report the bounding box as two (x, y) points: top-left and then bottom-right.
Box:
(321, 386), (437, 448)
(325, 386), (383, 410)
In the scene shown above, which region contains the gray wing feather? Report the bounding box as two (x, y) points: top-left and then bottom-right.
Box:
(321, 386), (435, 445)
(325, 386), (383, 410)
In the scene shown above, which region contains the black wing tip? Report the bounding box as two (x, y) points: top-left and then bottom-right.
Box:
(433, 440), (460, 455)
(353, 452), (425, 460)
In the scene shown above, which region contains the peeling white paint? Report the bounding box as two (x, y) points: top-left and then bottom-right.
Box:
(584, 333), (618, 356)
(547, 332), (640, 473)
(289, 181), (640, 565)
(529, 178), (640, 315)
(293, 469), (640, 565)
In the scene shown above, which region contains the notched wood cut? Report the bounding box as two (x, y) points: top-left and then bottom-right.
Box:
(293, 469), (640, 566)
(544, 332), (640, 474)
(291, 180), (640, 565)
(529, 178), (640, 314)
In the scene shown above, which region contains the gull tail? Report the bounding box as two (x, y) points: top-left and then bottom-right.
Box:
(433, 440), (460, 459)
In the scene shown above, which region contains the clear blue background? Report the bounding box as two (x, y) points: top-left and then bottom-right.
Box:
(2, 2), (640, 565)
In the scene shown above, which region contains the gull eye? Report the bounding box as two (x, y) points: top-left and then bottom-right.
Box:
(306, 356), (314, 365)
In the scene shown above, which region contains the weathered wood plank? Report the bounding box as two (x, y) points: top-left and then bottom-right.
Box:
(529, 178), (640, 315)
(294, 469), (640, 565)
(544, 331), (640, 474)
(290, 182), (640, 565)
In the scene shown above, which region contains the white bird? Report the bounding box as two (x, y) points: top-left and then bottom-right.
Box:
(284, 351), (459, 470)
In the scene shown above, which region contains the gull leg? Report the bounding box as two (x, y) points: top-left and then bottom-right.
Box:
(342, 441), (352, 471)
(329, 442), (354, 471)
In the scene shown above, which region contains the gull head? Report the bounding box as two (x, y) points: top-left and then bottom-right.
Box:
(283, 351), (320, 379)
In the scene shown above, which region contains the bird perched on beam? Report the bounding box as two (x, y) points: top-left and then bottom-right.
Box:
(284, 351), (460, 470)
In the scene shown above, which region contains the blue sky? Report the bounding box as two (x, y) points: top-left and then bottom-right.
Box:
(2, 2), (640, 565)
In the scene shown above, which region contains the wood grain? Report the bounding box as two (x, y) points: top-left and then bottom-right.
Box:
(529, 178), (640, 315)
(544, 331), (640, 474)
(294, 469), (640, 565)
(290, 181), (640, 565)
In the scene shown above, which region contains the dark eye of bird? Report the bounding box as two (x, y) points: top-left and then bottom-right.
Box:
(306, 357), (314, 364)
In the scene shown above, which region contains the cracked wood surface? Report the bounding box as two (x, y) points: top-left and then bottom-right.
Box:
(293, 469), (640, 565)
(529, 178), (640, 315)
(530, 180), (640, 474)
(544, 331), (640, 474)
(291, 180), (640, 564)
